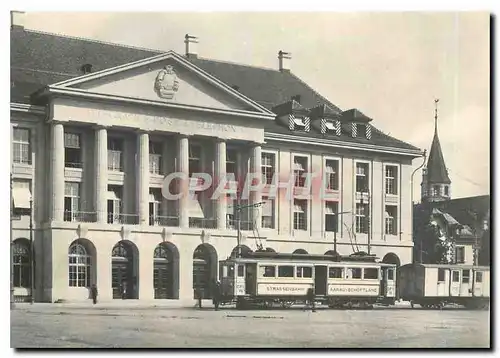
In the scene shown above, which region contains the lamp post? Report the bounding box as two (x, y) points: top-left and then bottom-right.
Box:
(29, 196), (34, 304)
(333, 211), (351, 254)
(10, 172), (15, 309)
(411, 149), (427, 262)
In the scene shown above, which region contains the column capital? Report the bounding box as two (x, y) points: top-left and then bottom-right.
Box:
(92, 124), (110, 131)
(135, 129), (151, 135)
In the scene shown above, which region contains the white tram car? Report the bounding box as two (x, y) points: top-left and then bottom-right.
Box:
(398, 263), (490, 309)
(218, 251), (397, 309)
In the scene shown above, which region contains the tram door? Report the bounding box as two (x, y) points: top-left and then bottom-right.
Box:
(234, 264), (246, 296)
(314, 265), (328, 296)
(245, 263), (257, 295)
(382, 267), (396, 298)
(450, 270), (460, 296)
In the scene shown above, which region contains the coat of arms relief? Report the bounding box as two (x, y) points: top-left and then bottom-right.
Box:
(154, 65), (180, 100)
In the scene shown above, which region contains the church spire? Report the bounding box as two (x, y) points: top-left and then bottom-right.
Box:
(434, 98), (439, 133)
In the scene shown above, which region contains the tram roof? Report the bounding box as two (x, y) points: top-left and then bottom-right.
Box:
(402, 263), (490, 270)
(226, 251), (380, 263)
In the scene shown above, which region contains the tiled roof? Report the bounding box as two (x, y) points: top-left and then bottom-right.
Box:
(10, 27), (421, 152)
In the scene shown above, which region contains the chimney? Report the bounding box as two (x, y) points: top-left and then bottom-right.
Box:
(278, 51), (291, 72)
(81, 64), (93, 74)
(11, 11), (25, 30)
(185, 34), (199, 59)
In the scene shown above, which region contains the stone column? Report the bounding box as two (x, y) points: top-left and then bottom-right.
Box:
(215, 140), (227, 230)
(161, 141), (170, 218)
(250, 144), (262, 231)
(94, 126), (108, 223)
(178, 135), (189, 228)
(136, 131), (150, 225)
(51, 122), (65, 222)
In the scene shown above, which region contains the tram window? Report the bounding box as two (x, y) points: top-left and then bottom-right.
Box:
(438, 268), (445, 282)
(364, 268), (379, 280)
(387, 269), (394, 281)
(278, 266), (294, 278)
(475, 271), (483, 283)
(261, 265), (276, 277)
(452, 271), (460, 282)
(328, 267), (343, 279)
(237, 265), (244, 277)
(348, 268), (362, 279)
(297, 266), (313, 278)
(462, 270), (470, 284)
(227, 265), (235, 278)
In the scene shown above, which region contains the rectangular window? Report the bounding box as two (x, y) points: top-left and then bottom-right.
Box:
(107, 138), (124, 171)
(293, 156), (308, 187)
(433, 185), (440, 196)
(12, 127), (31, 164)
(385, 165), (398, 195)
(261, 196), (275, 229)
(364, 268), (379, 280)
(261, 265), (276, 278)
(226, 148), (238, 178)
(237, 265), (244, 277)
(462, 269), (470, 284)
(64, 182), (80, 222)
(387, 269), (394, 281)
(355, 162), (369, 193)
(107, 185), (123, 224)
(296, 266), (313, 278)
(348, 268), (362, 279)
(325, 159), (339, 190)
(64, 132), (82, 168)
(452, 271), (460, 282)
(357, 123), (367, 138)
(438, 268), (446, 282)
(148, 188), (162, 225)
(278, 266), (294, 278)
(385, 205), (397, 235)
(325, 201), (339, 232)
(189, 144), (202, 176)
(455, 246), (465, 264)
(328, 267), (343, 279)
(261, 152), (275, 185)
(293, 199), (307, 231)
(355, 203), (369, 234)
(475, 271), (483, 283)
(149, 142), (162, 175)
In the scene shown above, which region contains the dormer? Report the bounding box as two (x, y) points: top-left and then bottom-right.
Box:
(272, 99), (311, 132)
(309, 104), (342, 136)
(341, 108), (373, 139)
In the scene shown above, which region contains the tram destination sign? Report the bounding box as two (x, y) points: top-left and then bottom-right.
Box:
(258, 284), (309, 296)
(328, 285), (379, 296)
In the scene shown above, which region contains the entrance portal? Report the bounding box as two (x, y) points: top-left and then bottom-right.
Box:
(153, 242), (179, 299)
(192, 244), (218, 299)
(111, 241), (138, 299)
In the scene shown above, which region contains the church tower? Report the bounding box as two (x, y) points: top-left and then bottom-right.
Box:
(421, 99), (451, 203)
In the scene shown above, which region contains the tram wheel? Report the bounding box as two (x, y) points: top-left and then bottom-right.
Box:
(280, 301), (293, 309)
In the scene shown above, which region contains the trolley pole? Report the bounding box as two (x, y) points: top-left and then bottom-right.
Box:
(235, 200), (263, 258)
(29, 196), (34, 304)
(333, 211), (351, 254)
(10, 171), (15, 309)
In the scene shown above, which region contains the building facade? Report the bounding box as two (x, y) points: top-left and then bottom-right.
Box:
(11, 19), (422, 302)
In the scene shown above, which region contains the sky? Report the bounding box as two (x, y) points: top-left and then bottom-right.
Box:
(19, 11), (490, 200)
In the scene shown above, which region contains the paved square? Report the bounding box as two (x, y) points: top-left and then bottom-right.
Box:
(11, 304), (490, 348)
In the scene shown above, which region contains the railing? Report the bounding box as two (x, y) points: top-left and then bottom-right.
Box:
(107, 213), (139, 225)
(149, 215), (180, 227)
(189, 218), (217, 229)
(63, 211), (97, 223)
(64, 161), (83, 169)
(226, 219), (254, 231)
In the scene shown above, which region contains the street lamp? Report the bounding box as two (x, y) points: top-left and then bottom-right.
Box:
(410, 149), (427, 263)
(29, 195), (34, 304)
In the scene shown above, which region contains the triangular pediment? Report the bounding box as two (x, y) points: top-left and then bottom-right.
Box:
(50, 51), (273, 115)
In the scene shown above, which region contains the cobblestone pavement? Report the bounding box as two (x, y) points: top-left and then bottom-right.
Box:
(11, 303), (490, 348)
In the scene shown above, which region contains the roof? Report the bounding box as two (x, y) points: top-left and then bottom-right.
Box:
(426, 127), (451, 184)
(10, 27), (421, 152)
(435, 195), (490, 230)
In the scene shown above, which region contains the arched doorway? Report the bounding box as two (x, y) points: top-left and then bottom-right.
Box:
(68, 238), (96, 288)
(382, 253), (401, 267)
(293, 249), (308, 254)
(153, 242), (179, 299)
(111, 241), (138, 299)
(192, 244), (218, 299)
(231, 245), (252, 258)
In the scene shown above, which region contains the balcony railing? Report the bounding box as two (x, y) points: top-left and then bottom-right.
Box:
(226, 219), (254, 231)
(64, 161), (83, 169)
(107, 213), (139, 225)
(189, 218), (217, 229)
(149, 215), (180, 227)
(63, 211), (97, 223)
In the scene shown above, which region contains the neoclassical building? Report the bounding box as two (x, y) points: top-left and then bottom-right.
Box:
(10, 17), (423, 302)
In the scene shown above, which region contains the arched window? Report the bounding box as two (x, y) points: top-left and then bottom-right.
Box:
(68, 242), (91, 287)
(13, 240), (30, 288)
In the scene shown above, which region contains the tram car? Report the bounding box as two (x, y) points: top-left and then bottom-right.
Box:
(218, 251), (397, 309)
(398, 263), (490, 309)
